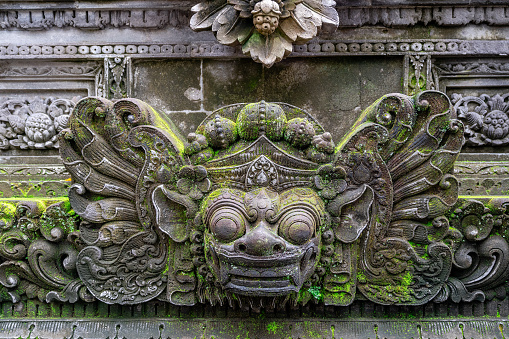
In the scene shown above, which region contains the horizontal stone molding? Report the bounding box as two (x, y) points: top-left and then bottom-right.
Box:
(1, 2), (509, 30)
(1, 40), (508, 59)
(0, 318), (507, 339)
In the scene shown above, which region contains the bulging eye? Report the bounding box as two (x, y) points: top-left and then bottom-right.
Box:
(209, 208), (246, 243)
(278, 211), (315, 245)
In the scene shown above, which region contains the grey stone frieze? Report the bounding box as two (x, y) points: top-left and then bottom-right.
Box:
(1, 1), (509, 30)
(455, 161), (509, 196)
(0, 39), (508, 60)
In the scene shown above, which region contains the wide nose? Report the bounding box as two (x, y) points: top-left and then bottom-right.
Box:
(235, 223), (285, 256)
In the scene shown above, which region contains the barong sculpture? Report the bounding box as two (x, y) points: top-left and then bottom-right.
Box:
(2, 90), (507, 311)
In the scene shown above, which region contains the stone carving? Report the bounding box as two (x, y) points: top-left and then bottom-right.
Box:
(102, 57), (132, 99)
(1, 4), (509, 31)
(46, 90), (478, 309)
(190, 0), (339, 66)
(434, 62), (509, 75)
(454, 161), (509, 196)
(0, 40), (472, 59)
(0, 97), (76, 150)
(0, 8), (189, 30)
(442, 198), (509, 303)
(0, 200), (91, 304)
(0, 62), (101, 77)
(6, 91), (509, 311)
(335, 6), (509, 27)
(404, 55), (435, 96)
(452, 93), (509, 146)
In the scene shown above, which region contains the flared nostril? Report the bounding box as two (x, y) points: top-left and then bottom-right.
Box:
(273, 243), (285, 254)
(237, 242), (247, 252)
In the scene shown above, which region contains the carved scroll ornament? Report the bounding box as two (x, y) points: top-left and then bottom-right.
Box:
(6, 91), (508, 310)
(190, 0), (339, 67)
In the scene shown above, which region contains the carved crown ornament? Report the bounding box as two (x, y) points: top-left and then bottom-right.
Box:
(6, 90), (509, 312)
(190, 0), (339, 67)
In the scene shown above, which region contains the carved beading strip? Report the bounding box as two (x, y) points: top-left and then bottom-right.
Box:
(0, 40), (473, 59)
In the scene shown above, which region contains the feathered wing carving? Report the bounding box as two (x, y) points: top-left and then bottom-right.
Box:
(326, 91), (465, 305)
(60, 97), (192, 305)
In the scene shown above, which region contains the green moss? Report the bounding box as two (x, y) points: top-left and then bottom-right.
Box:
(307, 286), (323, 301)
(266, 321), (281, 334)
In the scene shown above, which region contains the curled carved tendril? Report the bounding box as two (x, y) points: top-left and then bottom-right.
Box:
(71, 183), (86, 195)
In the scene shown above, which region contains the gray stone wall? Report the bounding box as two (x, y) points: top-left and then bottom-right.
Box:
(1, 1), (509, 338)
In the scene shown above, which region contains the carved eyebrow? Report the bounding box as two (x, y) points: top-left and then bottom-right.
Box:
(205, 200), (255, 224)
(267, 203), (322, 225)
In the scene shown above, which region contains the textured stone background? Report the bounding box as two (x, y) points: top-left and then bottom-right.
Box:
(133, 57), (403, 141)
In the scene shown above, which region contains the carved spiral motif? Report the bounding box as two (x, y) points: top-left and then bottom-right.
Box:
(209, 207), (246, 242)
(278, 211), (315, 245)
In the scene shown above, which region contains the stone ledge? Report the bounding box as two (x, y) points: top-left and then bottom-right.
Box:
(0, 318), (507, 339)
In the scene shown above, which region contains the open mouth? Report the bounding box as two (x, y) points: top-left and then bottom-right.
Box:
(209, 245), (318, 296)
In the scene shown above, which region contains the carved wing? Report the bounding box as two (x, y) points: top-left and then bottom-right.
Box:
(59, 97), (195, 305)
(324, 91), (465, 305)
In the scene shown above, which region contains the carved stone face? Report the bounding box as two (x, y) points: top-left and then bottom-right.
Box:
(202, 187), (325, 296)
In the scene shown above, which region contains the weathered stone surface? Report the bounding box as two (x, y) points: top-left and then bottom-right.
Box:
(202, 59), (264, 110)
(1, 0), (509, 335)
(133, 60), (202, 111)
(23, 91), (470, 311)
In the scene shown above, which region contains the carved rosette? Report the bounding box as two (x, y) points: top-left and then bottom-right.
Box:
(453, 93), (509, 146)
(190, 0), (339, 67)
(0, 97), (76, 150)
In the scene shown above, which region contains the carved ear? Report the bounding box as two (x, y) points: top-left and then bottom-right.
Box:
(152, 185), (198, 243)
(327, 185), (374, 243)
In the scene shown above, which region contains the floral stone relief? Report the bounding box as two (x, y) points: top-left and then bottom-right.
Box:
(190, 0), (339, 67)
(3, 91), (509, 311)
(0, 97), (76, 150)
(453, 93), (509, 146)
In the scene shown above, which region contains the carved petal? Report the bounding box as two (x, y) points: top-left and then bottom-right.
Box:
(243, 31), (292, 68)
(302, 0), (340, 30)
(69, 185), (138, 223)
(280, 4), (319, 42)
(191, 0), (228, 31)
(213, 6), (253, 45)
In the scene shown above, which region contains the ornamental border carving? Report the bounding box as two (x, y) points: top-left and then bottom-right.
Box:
(0, 40), (479, 58)
(1, 3), (509, 30)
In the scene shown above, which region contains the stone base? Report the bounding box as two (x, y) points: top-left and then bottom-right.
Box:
(0, 318), (506, 339)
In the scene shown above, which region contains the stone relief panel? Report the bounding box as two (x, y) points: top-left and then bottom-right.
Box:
(403, 54), (435, 96)
(2, 2), (509, 31)
(8, 90), (503, 310)
(432, 58), (509, 99)
(432, 58), (509, 166)
(0, 61), (102, 99)
(0, 97), (76, 150)
(453, 93), (509, 147)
